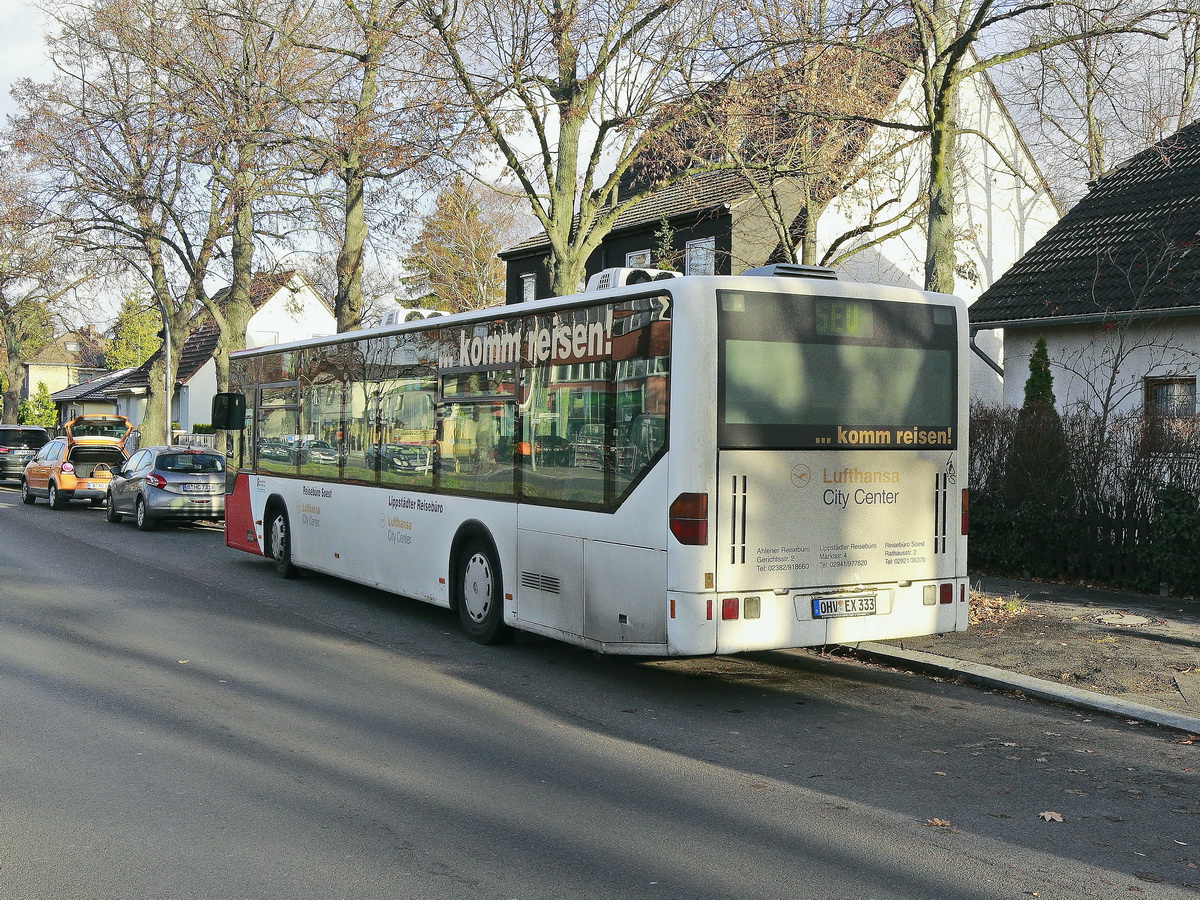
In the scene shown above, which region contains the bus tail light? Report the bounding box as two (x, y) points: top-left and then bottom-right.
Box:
(940, 583), (953, 604)
(962, 489), (969, 534)
(669, 493), (708, 545)
(721, 597), (739, 620)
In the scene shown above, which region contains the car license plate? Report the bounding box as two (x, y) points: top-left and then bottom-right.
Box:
(812, 595), (877, 618)
(182, 484), (211, 493)
(88, 482), (105, 490)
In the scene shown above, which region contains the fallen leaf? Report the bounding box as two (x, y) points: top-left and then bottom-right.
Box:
(1039, 811), (1064, 822)
(923, 818), (952, 827)
(1178, 735), (1197, 745)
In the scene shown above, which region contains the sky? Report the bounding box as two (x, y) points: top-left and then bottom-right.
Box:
(0, 2), (51, 122)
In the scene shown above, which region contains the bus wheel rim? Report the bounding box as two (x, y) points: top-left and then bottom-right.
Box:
(271, 515), (287, 561)
(463, 552), (492, 622)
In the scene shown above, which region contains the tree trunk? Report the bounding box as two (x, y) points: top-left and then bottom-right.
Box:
(221, 161), (258, 389)
(334, 50), (379, 333)
(2, 360), (24, 424)
(140, 305), (189, 446)
(336, 168), (367, 332)
(924, 61), (959, 294)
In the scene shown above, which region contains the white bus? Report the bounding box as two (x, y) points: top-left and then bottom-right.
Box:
(218, 264), (969, 655)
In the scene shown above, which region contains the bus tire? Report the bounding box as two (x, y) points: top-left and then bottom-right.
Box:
(455, 539), (512, 645)
(267, 504), (299, 579)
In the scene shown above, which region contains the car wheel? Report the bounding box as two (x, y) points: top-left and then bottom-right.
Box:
(20, 480), (36, 505)
(48, 482), (66, 510)
(105, 492), (123, 523)
(135, 496), (157, 531)
(267, 507), (299, 579)
(455, 539), (512, 644)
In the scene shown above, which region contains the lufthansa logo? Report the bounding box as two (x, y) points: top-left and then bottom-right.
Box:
(790, 464), (811, 488)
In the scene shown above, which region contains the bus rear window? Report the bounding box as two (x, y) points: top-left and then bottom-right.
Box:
(718, 290), (957, 450)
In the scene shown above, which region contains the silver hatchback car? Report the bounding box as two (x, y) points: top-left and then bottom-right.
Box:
(106, 446), (226, 530)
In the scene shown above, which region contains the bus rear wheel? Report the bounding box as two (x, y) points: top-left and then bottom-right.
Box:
(267, 506), (299, 579)
(455, 540), (512, 645)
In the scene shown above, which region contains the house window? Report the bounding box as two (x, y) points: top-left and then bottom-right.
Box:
(1146, 377), (1196, 417)
(65, 341), (80, 352)
(626, 250), (652, 268)
(521, 273), (537, 303)
(685, 237), (716, 276)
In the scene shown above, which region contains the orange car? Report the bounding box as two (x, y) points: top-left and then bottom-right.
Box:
(21, 414), (132, 509)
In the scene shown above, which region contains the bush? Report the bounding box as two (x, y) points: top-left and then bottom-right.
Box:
(969, 402), (1200, 593)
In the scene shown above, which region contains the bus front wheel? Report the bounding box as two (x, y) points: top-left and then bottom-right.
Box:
(267, 506), (299, 579)
(455, 540), (512, 645)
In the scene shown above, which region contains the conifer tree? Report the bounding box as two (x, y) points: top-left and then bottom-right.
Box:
(1023, 336), (1055, 408)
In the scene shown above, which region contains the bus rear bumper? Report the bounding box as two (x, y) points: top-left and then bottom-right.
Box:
(669, 580), (969, 655)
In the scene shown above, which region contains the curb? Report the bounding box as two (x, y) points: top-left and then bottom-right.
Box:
(854, 642), (1200, 735)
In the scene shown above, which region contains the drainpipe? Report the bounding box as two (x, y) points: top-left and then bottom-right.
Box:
(970, 326), (1003, 378)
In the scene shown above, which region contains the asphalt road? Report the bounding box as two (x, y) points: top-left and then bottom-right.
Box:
(1, 486), (1197, 899)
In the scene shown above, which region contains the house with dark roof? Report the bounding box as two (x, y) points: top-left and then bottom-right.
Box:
(499, 51), (1058, 401)
(104, 271), (335, 433)
(971, 121), (1200, 416)
(49, 367), (137, 424)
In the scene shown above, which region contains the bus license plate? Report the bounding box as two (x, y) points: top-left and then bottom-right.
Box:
(812, 596), (877, 618)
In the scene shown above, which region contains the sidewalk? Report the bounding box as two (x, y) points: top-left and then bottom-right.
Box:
(852, 575), (1200, 734)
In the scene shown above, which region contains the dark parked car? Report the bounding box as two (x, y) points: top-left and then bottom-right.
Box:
(106, 446), (226, 530)
(257, 438), (293, 463)
(0, 425), (50, 482)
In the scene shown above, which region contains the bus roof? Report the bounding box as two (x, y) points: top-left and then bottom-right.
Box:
(230, 268), (961, 359)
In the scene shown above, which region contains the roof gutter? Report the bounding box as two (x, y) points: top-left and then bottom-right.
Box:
(969, 303), (1200, 378)
(971, 304), (1200, 332)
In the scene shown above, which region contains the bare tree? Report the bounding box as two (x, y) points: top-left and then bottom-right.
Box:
(999, 3), (1190, 206)
(161, 0), (328, 388)
(13, 0), (218, 441)
(272, 0), (468, 331)
(0, 156), (73, 423)
(419, 0), (740, 296)
(851, 0), (1165, 292)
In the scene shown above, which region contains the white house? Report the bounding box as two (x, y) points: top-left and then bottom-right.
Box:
(108, 270), (335, 433)
(971, 121), (1200, 420)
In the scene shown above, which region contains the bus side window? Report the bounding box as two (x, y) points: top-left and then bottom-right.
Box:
(436, 402), (514, 496)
